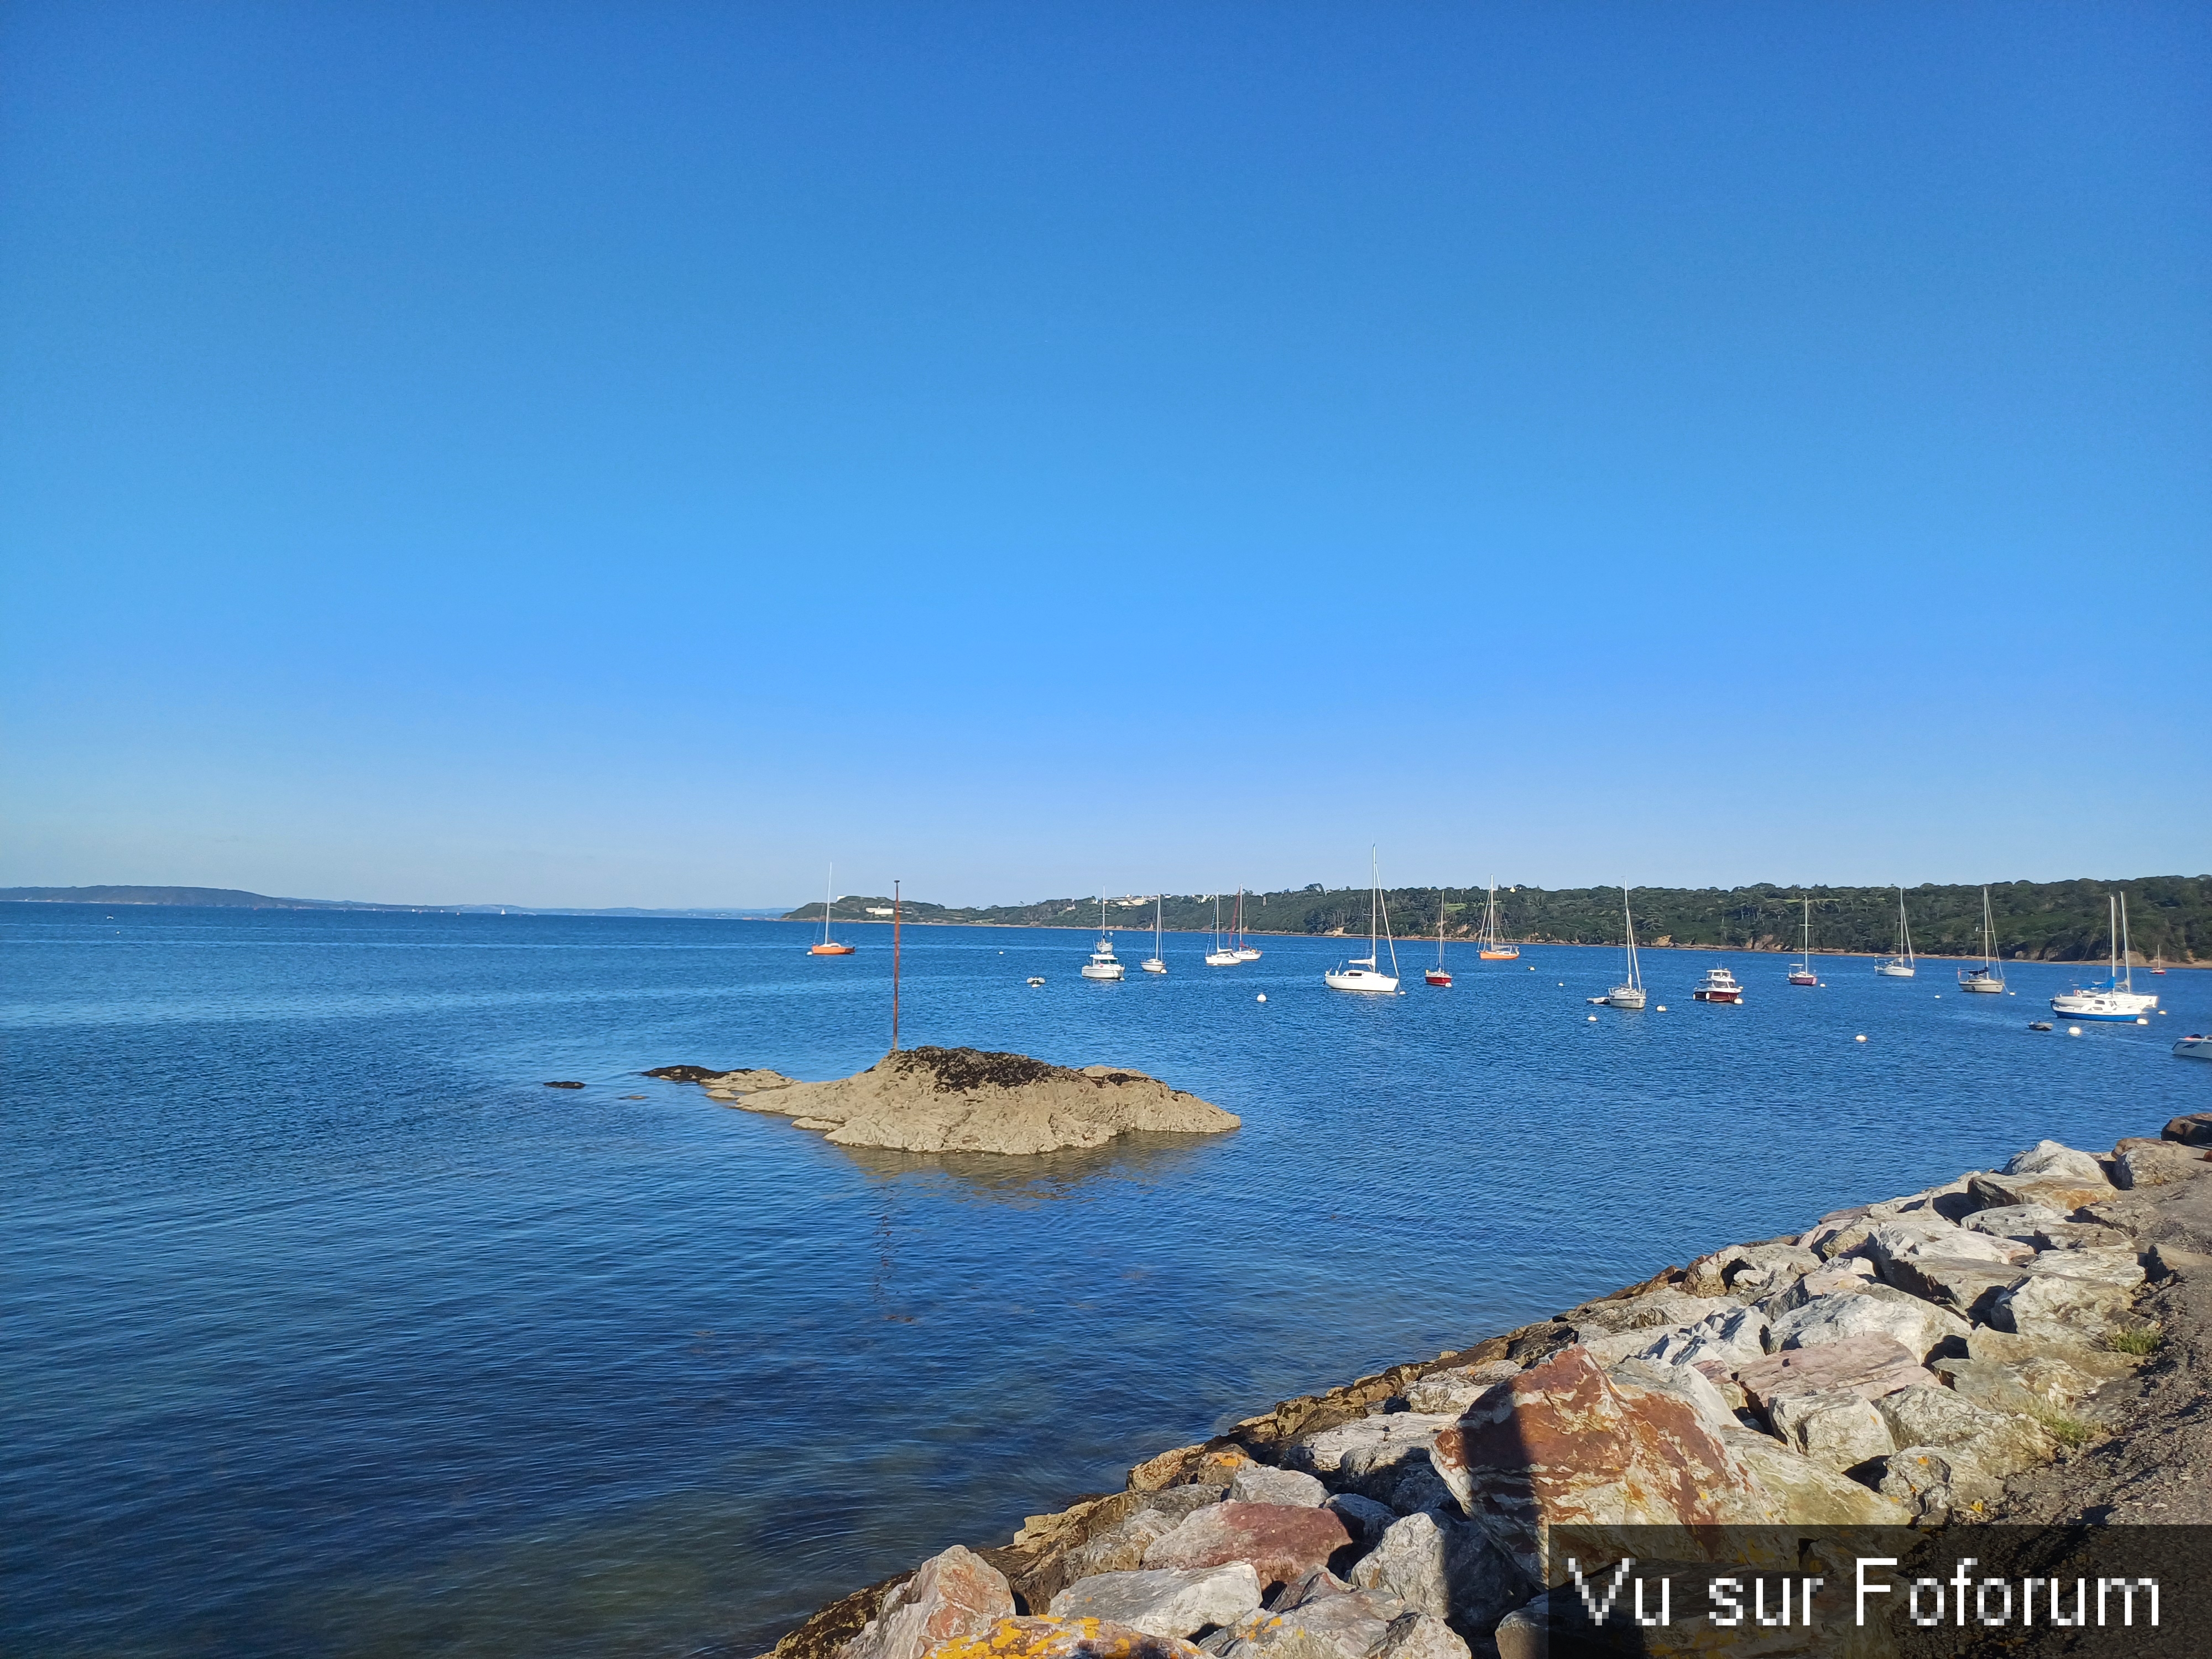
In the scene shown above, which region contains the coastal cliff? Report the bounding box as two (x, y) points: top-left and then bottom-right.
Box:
(754, 1112), (2212, 1659)
(652, 1048), (1240, 1154)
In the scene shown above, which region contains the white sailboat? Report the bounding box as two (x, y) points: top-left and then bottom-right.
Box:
(1958, 886), (2005, 993)
(1787, 896), (1818, 985)
(1142, 895), (1167, 973)
(1425, 889), (1452, 986)
(1232, 889), (1261, 960)
(1605, 889), (1646, 1008)
(2051, 894), (2158, 1021)
(1079, 896), (1124, 980)
(1875, 888), (1916, 977)
(1204, 893), (1239, 966)
(1476, 883), (1519, 961)
(1325, 848), (1401, 993)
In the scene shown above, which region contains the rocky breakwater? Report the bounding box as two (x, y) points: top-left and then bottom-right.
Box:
(758, 1112), (2212, 1659)
(646, 1047), (1239, 1155)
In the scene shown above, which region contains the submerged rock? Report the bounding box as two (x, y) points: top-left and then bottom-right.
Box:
(667, 1046), (1239, 1155)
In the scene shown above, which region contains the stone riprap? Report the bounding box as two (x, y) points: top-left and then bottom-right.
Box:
(760, 1121), (2212, 1659)
(654, 1047), (1240, 1155)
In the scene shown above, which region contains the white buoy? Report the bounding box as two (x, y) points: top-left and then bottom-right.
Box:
(1854, 1034), (1867, 1043)
(2069, 1026), (2083, 1036)
(1587, 1014), (1598, 1022)
(1256, 993), (1266, 1003)
(2138, 1017), (2150, 1025)
(1655, 1004), (1667, 1011)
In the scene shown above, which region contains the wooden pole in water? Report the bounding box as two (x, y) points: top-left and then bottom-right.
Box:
(891, 880), (901, 1052)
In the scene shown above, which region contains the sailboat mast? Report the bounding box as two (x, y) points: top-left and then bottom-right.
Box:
(2120, 893), (2132, 989)
(824, 864), (834, 945)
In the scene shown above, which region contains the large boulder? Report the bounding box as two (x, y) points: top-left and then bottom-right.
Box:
(1963, 1202), (2068, 1240)
(1322, 1493), (1396, 1544)
(1872, 1384), (2053, 1479)
(1767, 1389), (1894, 1473)
(1429, 1346), (1782, 1580)
(838, 1546), (1014, 1659)
(2114, 1141), (2209, 1190)
(1227, 1466), (1327, 1508)
(1759, 1257), (1876, 1316)
(928, 1617), (1207, 1659)
(1967, 1170), (2112, 1216)
(2163, 1112), (2212, 1147)
(1966, 1324), (2138, 1382)
(1346, 1509), (1522, 1630)
(1992, 1272), (2136, 1348)
(1141, 1502), (1353, 1591)
(2001, 1140), (2109, 1183)
(1206, 1571), (1469, 1659)
(1062, 1511), (1186, 1581)
(1874, 1255), (2028, 1323)
(1732, 1332), (1935, 1413)
(1681, 1241), (1820, 1300)
(1402, 1361), (1518, 1415)
(1932, 1354), (2096, 1416)
(2022, 1247), (2146, 1291)
(1048, 1565), (1263, 1640)
(1284, 1414), (1458, 1510)
(1716, 1427), (1913, 1525)
(1872, 1447), (2002, 1525)
(1605, 1356), (1740, 1437)
(1767, 1282), (1969, 1363)
(1636, 1305), (1769, 1370)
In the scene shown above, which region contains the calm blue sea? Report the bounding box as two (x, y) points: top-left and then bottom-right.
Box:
(5, 904), (2206, 1658)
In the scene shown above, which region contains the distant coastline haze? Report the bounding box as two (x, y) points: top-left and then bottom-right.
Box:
(2, 3), (2204, 906)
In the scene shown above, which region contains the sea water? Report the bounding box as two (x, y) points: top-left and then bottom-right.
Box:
(5, 904), (2205, 1657)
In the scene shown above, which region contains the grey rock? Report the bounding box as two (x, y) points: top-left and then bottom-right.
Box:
(1607, 1356), (1740, 1437)
(2115, 1141), (2209, 1190)
(1145, 1484), (1232, 1519)
(1966, 1323), (2139, 1381)
(1638, 1305), (1770, 1369)
(1933, 1354), (2096, 1415)
(1995, 1271), (2136, 1348)
(1716, 1427), (1912, 1525)
(1205, 1575), (1404, 1659)
(1063, 1510), (1182, 1579)
(840, 1545), (1014, 1659)
(2001, 1139), (2109, 1183)
(1964, 1202), (2067, 1239)
(1228, 1465), (1327, 1507)
(1049, 1563), (1263, 1639)
(1759, 1258), (1876, 1317)
(1374, 1611), (1471, 1659)
(1874, 1384), (2054, 1478)
(2033, 1222), (2135, 1251)
(1284, 1414), (1456, 1480)
(1402, 1361), (1517, 1415)
(2022, 1245), (2146, 1290)
(1348, 1508), (1525, 1633)
(1563, 1289), (1741, 1338)
(1769, 1282), (1970, 1363)
(1323, 1492), (1397, 1543)
(1874, 1445), (2002, 1524)
(1877, 1254), (2028, 1322)
(1767, 1389), (1895, 1473)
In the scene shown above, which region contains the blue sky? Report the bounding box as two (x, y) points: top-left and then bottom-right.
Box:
(4, 2), (2205, 907)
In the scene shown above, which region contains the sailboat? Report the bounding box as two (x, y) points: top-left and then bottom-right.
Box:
(1874, 888), (1916, 977)
(1324, 849), (1401, 993)
(1141, 895), (1167, 974)
(1232, 889), (1261, 960)
(809, 864), (857, 955)
(1426, 889), (1452, 986)
(2051, 894), (2158, 1021)
(1605, 889), (1646, 1008)
(1204, 895), (1239, 967)
(1958, 887), (2005, 993)
(1476, 883), (1520, 961)
(1079, 896), (1125, 980)
(1787, 898), (1818, 985)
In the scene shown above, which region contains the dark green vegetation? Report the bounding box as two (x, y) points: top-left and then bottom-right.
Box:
(0, 886), (780, 918)
(791, 876), (2210, 962)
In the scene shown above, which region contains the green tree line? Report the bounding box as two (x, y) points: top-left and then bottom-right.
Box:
(788, 875), (2208, 962)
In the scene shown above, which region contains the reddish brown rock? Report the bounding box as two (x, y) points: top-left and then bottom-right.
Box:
(2162, 1112), (2212, 1148)
(926, 1616), (1207, 1659)
(1428, 1345), (1781, 1580)
(1732, 1332), (1934, 1414)
(837, 1545), (1013, 1659)
(1139, 1501), (1352, 1589)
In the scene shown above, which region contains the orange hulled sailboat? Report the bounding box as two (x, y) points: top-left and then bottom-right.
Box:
(809, 864), (857, 955)
(1476, 882), (1520, 961)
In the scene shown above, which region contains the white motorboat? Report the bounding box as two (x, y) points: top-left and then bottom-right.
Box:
(2051, 894), (2158, 1021)
(1692, 967), (1744, 1003)
(1875, 887), (1916, 977)
(1204, 894), (1239, 966)
(1958, 886), (2006, 993)
(1605, 888), (1646, 1008)
(1325, 848), (1401, 993)
(1079, 897), (1125, 980)
(1141, 894), (1167, 973)
(2174, 1034), (2212, 1061)
(1787, 897), (1818, 985)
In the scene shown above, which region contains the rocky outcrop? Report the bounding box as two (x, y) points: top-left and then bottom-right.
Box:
(662, 1047), (1238, 1155)
(764, 1120), (2206, 1659)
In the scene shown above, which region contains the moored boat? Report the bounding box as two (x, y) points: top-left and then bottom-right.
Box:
(809, 863), (858, 955)
(1204, 893), (1239, 966)
(1326, 848), (1402, 993)
(1079, 896), (1125, 980)
(2051, 894), (2157, 1022)
(1787, 897), (1818, 985)
(1231, 889), (1261, 960)
(1426, 889), (1452, 985)
(1476, 882), (1519, 960)
(2176, 1034), (2212, 1060)
(1141, 894), (1167, 974)
(1958, 886), (2005, 993)
(1605, 889), (1646, 1008)
(1875, 887), (1916, 977)
(1692, 966), (1744, 1003)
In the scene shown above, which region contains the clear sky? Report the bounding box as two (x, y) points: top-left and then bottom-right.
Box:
(3, 2), (2205, 908)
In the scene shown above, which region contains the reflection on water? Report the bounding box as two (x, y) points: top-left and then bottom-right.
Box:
(5, 905), (2207, 1658)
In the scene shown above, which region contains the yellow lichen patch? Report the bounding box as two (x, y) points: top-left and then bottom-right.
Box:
(926, 1617), (1207, 1659)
